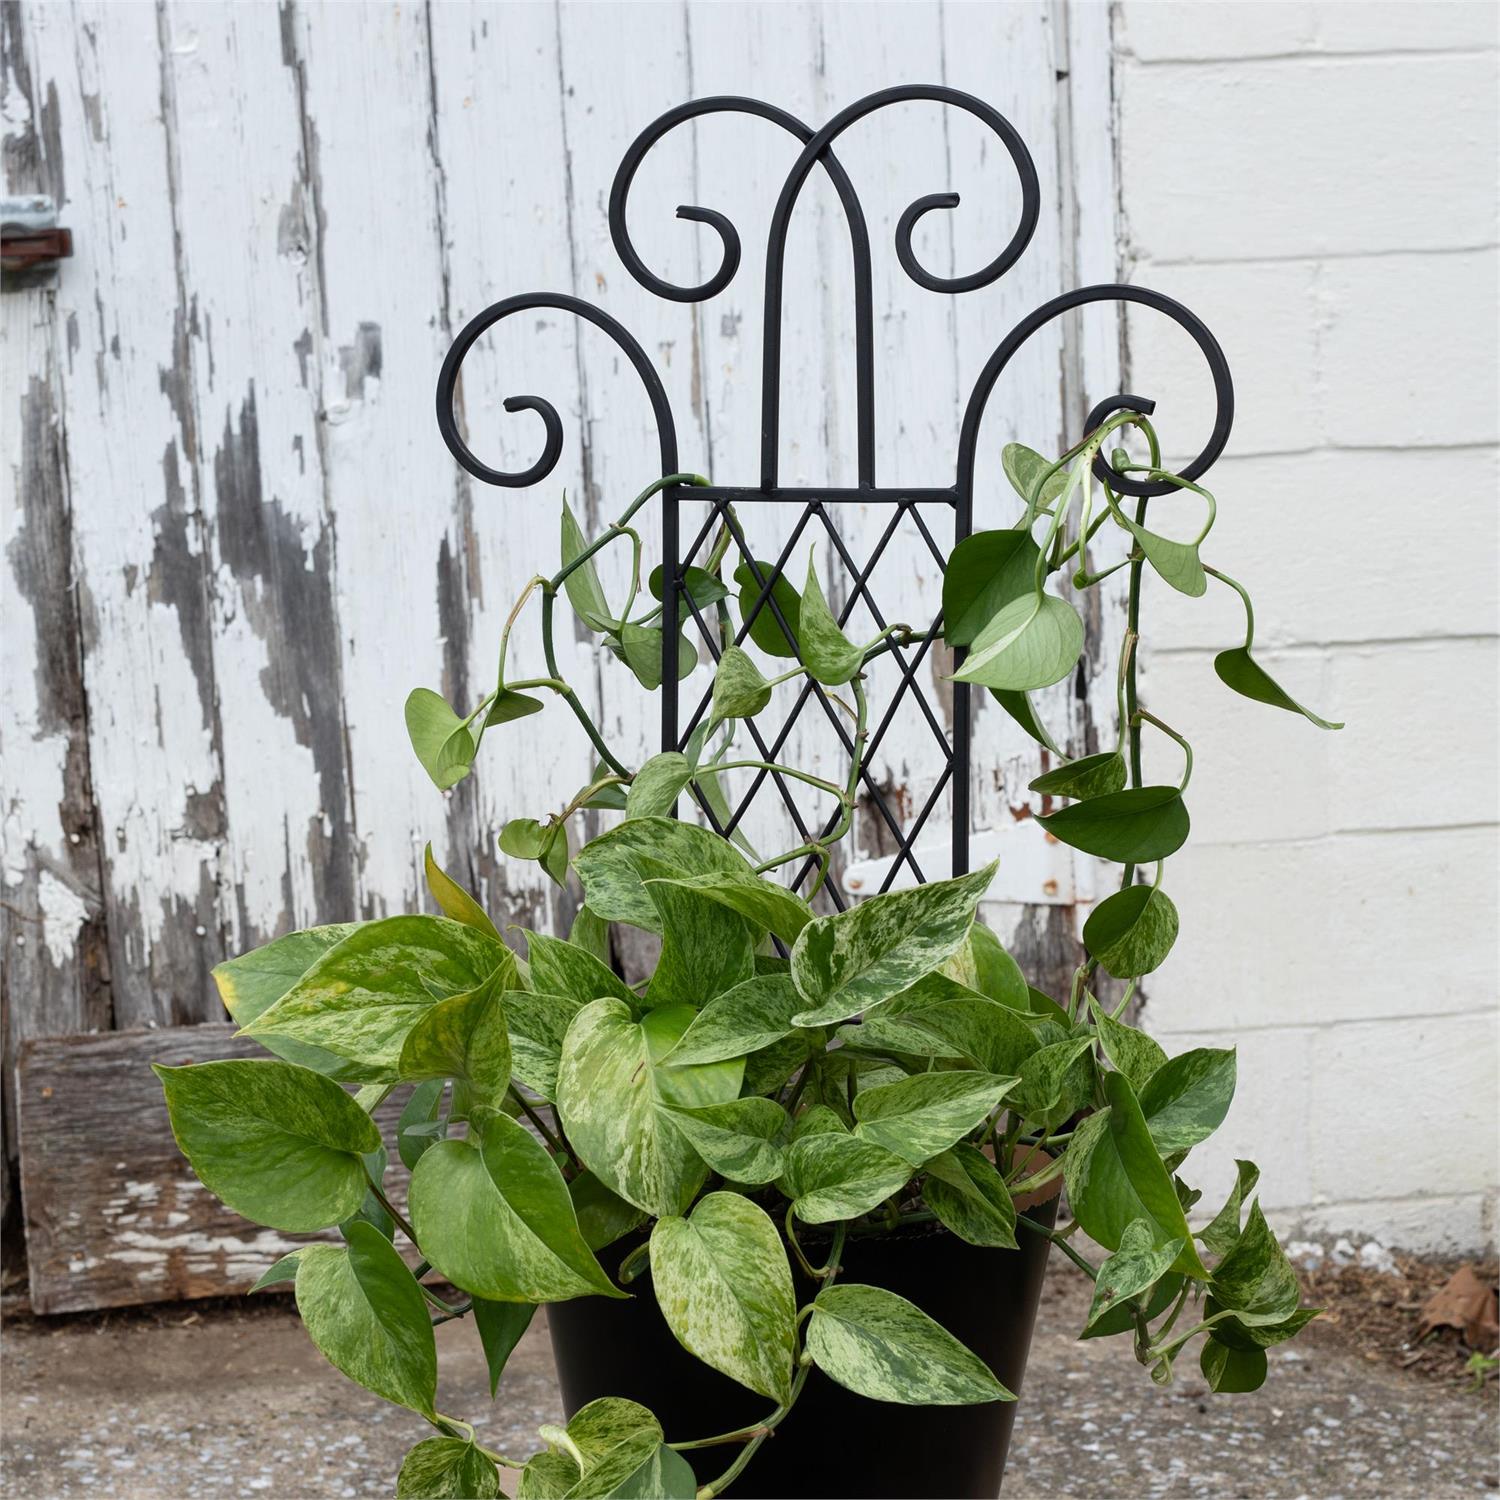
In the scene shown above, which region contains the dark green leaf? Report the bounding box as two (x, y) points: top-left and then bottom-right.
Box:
(807, 1284), (1011, 1404)
(1208, 1201), (1300, 1325)
(539, 823), (569, 889)
(951, 593), (1084, 692)
(574, 817), (754, 932)
(650, 1193), (796, 1402)
(1199, 1159), (1261, 1257)
(1200, 1337), (1267, 1393)
(790, 863), (997, 1025)
(397, 1079), (447, 1171)
(1030, 751), (1127, 800)
(1080, 1271), (1183, 1341)
(1038, 785), (1190, 863)
(397, 1438), (500, 1499)
(780, 1132), (911, 1224)
(405, 688), (475, 791)
(988, 687), (1062, 754)
(154, 1059), (379, 1231)
(942, 530), (1042, 648)
(853, 1071), (1015, 1166)
(473, 1298), (536, 1399)
(248, 1249), (305, 1293)
(242, 916), (514, 1080)
(649, 562), (729, 609)
(408, 1110), (622, 1302)
(569, 1172), (649, 1252)
(625, 752), (694, 819)
(1085, 1217), (1184, 1330)
(798, 556), (863, 685)
(710, 644), (773, 721)
(1137, 1047), (1236, 1153)
(741, 1032), (811, 1098)
(295, 1221), (436, 1414)
(1214, 647), (1343, 730)
(924, 1143), (1017, 1248)
(556, 999), (743, 1217)
(734, 558), (802, 658)
(1084, 883), (1180, 978)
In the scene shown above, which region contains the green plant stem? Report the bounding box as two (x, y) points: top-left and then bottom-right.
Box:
(1143, 1308), (1237, 1363)
(362, 1163), (419, 1245)
(510, 1090), (567, 1158)
(711, 760), (849, 804)
(617, 1241), (652, 1285)
(1204, 564), (1256, 648)
(1134, 709), (1194, 791)
(420, 1283), (471, 1317)
(539, 588), (628, 776)
(1017, 1213), (1097, 1281)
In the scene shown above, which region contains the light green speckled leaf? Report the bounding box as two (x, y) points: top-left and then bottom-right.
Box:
(1084, 884), (1180, 980)
(397, 1438), (500, 1499)
(397, 969), (512, 1108)
(882, 975), (1041, 1076)
(295, 1221), (436, 1415)
(647, 873), (810, 948)
(1029, 750), (1128, 801)
(662, 1097), (788, 1184)
(154, 1059), (379, 1232)
(1090, 997), (1168, 1092)
(574, 818), (755, 933)
(407, 1110), (622, 1302)
(852, 1071), (1015, 1166)
(555, 1000), (743, 1217)
(665, 973), (804, 1066)
(710, 644), (773, 721)
(923, 1143), (1017, 1248)
(1063, 1073), (1207, 1278)
(242, 916), (514, 1080)
(640, 859), (756, 1008)
(518, 1449), (579, 1500)
(1137, 1046), (1236, 1153)
(780, 1132), (912, 1224)
(790, 863), (997, 1025)
(650, 1193), (796, 1402)
(503, 989), (584, 1102)
(625, 752), (695, 819)
(806, 1284), (1011, 1404)
(1012, 1035), (1096, 1133)
(525, 932), (635, 1008)
(1085, 1217), (1184, 1331)
(566, 1435), (695, 1499)
(798, 554), (864, 685)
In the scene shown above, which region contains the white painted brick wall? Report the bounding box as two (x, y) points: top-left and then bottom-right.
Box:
(1116, 0), (1499, 1252)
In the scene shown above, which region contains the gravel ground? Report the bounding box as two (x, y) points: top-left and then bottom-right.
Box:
(3, 1261), (1496, 1499)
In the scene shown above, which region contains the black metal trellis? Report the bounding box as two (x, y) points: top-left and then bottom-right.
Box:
(434, 84), (1234, 906)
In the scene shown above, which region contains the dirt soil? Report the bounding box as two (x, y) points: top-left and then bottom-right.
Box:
(3, 1260), (1497, 1500)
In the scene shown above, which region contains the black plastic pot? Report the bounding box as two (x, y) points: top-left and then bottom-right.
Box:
(547, 1183), (1060, 1499)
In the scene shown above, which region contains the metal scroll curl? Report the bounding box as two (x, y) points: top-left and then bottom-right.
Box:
(435, 291), (679, 488)
(957, 283), (1235, 506)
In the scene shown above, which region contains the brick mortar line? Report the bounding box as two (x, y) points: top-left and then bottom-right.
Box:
(1120, 47), (1500, 69)
(1135, 243), (1500, 269)
(1151, 1006), (1499, 1040)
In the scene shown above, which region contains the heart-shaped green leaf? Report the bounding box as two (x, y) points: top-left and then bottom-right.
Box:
(1214, 647), (1343, 730)
(405, 688), (475, 791)
(734, 558), (802, 657)
(1002, 443), (1067, 510)
(568, 1172), (649, 1253)
(1011, 1035), (1095, 1133)
(853, 1071), (1016, 1166)
(1123, 518), (1207, 596)
(1038, 785), (1190, 863)
(556, 1000), (743, 1217)
(397, 972), (512, 1108)
(648, 562), (730, 609)
(1199, 1159), (1261, 1256)
(1137, 1046), (1236, 1154)
(499, 817), (550, 860)
(650, 1193), (797, 1402)
(485, 688), (545, 728)
(407, 1110), (622, 1302)
(951, 593), (1084, 692)
(942, 530), (1043, 648)
(1063, 1072), (1207, 1278)
(710, 644), (773, 721)
(242, 916), (514, 1080)
(639, 859), (756, 1008)
(626, 752), (694, 819)
(503, 990), (583, 1102)
(614, 623), (697, 691)
(154, 1059), (380, 1231)
(423, 843), (502, 941)
(1085, 1217), (1185, 1331)
(525, 931), (634, 1008)
(807, 1283), (1011, 1404)
(296, 1221), (437, 1415)
(647, 873), (810, 948)
(789, 863), (997, 1025)
(661, 1097), (788, 1185)
(1084, 883), (1180, 978)
(1030, 751), (1127, 800)
(780, 1132), (912, 1224)
(799, 556), (864, 685)
(397, 1437), (500, 1499)
(664, 973), (805, 1065)
(472, 1298), (536, 1398)
(924, 1143), (1017, 1248)
(560, 498), (619, 633)
(1089, 997), (1168, 1091)
(1200, 1337), (1267, 1392)
(575, 817), (755, 932)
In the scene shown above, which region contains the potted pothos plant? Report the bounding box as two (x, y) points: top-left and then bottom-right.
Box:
(156, 410), (1339, 1500)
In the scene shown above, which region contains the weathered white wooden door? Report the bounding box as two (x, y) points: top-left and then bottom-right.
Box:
(2, 0), (1120, 1212)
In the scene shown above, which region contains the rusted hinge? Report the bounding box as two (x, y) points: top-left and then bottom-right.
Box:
(2, 196), (73, 277)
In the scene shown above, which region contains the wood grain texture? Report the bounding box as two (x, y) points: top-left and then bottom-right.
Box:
(17, 1025), (413, 1315)
(4, 0), (1122, 1287)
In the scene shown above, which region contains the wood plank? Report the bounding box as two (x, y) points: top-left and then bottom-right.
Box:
(17, 1025), (413, 1316)
(0, 1), (113, 1223)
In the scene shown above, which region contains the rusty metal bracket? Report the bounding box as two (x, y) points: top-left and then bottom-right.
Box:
(2, 196), (73, 278)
